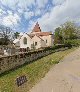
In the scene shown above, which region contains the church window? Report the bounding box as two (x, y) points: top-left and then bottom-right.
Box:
(35, 42), (37, 46)
(46, 40), (47, 43)
(23, 37), (27, 44)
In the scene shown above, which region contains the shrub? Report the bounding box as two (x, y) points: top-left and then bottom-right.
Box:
(44, 44), (69, 51)
(64, 41), (72, 48)
(64, 39), (80, 47)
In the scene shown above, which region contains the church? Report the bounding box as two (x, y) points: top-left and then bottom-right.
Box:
(13, 22), (54, 51)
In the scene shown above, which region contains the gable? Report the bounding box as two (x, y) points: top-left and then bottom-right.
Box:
(32, 22), (41, 33)
(32, 35), (44, 41)
(20, 33), (31, 40)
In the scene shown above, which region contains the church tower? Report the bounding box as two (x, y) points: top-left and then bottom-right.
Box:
(32, 22), (41, 33)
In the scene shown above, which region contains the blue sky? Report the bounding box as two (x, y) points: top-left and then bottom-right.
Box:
(0, 0), (80, 33)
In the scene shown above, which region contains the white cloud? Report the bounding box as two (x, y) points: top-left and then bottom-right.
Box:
(34, 9), (41, 16)
(18, 0), (35, 9)
(0, 8), (6, 16)
(53, 0), (65, 5)
(0, 0), (49, 20)
(0, 0), (48, 12)
(2, 14), (20, 26)
(0, 8), (3, 13)
(1, 0), (80, 33)
(24, 11), (34, 20)
(17, 8), (24, 14)
(0, 8), (3, 16)
(34, 0), (80, 32)
(7, 10), (13, 15)
(36, 0), (48, 8)
(0, 0), (35, 10)
(1, 0), (19, 10)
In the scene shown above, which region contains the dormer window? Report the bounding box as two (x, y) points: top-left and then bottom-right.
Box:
(23, 37), (27, 44)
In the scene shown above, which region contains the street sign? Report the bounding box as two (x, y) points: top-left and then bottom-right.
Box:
(16, 75), (27, 87)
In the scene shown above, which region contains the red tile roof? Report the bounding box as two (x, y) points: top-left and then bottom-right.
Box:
(29, 32), (52, 38)
(36, 32), (52, 36)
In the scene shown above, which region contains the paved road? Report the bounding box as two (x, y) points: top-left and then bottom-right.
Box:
(30, 48), (80, 92)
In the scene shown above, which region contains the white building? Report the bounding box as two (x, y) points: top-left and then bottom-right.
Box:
(13, 22), (54, 51)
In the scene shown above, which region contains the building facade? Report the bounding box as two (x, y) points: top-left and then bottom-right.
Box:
(13, 22), (54, 51)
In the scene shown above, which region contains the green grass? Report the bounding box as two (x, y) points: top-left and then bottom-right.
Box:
(0, 47), (77, 92)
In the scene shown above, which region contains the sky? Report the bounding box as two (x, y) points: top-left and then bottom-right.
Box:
(0, 0), (80, 33)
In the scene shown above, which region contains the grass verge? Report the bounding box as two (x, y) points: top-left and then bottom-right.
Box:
(0, 47), (77, 92)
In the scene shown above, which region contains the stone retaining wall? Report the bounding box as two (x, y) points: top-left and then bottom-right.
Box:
(0, 47), (68, 74)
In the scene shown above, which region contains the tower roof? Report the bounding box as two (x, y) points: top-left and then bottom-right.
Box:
(32, 22), (41, 33)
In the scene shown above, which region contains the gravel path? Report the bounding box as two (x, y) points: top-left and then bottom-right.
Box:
(30, 47), (80, 92)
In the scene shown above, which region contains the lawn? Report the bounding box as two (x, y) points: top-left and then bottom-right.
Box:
(0, 47), (77, 92)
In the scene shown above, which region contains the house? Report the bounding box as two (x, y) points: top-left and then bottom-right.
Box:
(13, 22), (54, 51)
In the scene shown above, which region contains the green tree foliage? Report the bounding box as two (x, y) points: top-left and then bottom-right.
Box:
(14, 32), (20, 39)
(54, 27), (63, 44)
(75, 26), (80, 39)
(54, 21), (77, 44)
(61, 21), (77, 40)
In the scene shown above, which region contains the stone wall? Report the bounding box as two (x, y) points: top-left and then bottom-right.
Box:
(0, 47), (68, 74)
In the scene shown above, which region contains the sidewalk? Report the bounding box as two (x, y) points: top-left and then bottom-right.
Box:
(30, 48), (80, 92)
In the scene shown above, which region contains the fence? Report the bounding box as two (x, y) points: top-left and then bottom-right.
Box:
(0, 47), (68, 74)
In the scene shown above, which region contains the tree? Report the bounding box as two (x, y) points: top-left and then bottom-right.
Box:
(61, 21), (77, 40)
(75, 26), (80, 39)
(14, 32), (20, 39)
(54, 27), (63, 44)
(54, 21), (77, 44)
(0, 25), (13, 45)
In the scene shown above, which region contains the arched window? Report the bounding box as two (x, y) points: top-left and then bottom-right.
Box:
(23, 37), (27, 44)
